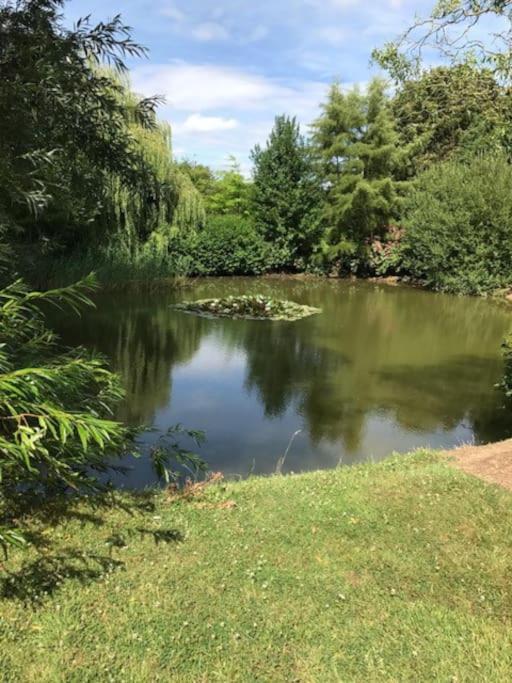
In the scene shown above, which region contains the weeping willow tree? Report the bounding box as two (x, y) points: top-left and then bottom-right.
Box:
(102, 71), (205, 262)
(0, 0), (204, 282)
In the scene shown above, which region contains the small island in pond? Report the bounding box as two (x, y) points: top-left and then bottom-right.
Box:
(172, 295), (321, 321)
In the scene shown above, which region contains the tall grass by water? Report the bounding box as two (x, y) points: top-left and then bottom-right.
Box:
(21, 245), (193, 290)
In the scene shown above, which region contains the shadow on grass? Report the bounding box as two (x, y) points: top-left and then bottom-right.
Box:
(1, 550), (125, 604)
(135, 527), (184, 544)
(0, 492), (183, 606)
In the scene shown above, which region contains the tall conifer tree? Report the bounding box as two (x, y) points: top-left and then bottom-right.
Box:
(251, 115), (321, 267)
(312, 79), (400, 271)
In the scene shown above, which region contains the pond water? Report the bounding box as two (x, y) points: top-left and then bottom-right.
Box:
(54, 277), (512, 487)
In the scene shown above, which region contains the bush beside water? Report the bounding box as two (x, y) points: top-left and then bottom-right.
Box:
(24, 216), (286, 288)
(401, 156), (512, 295)
(501, 335), (512, 400)
(185, 215), (275, 276)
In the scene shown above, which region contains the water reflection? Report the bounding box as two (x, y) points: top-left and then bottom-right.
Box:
(54, 278), (512, 484)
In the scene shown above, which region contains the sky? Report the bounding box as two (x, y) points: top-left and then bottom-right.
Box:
(65, 1), (446, 173)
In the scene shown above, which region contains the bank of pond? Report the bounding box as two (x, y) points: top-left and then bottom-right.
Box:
(1, 450), (512, 680)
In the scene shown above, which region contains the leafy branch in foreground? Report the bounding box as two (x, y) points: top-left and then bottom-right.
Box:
(0, 274), (133, 556)
(151, 425), (207, 486)
(0, 272), (210, 558)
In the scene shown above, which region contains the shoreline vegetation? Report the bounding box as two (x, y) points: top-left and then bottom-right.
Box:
(66, 269), (512, 310)
(27, 264), (512, 306)
(2, 448), (512, 680)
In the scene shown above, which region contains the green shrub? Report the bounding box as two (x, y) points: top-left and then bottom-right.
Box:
(20, 242), (192, 289)
(183, 215), (281, 276)
(402, 156), (512, 294)
(501, 334), (512, 401)
(24, 216), (289, 286)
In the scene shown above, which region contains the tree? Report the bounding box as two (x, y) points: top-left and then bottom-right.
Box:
(207, 157), (251, 216)
(0, 0), (160, 248)
(0, 0), (205, 280)
(103, 78), (205, 255)
(401, 155), (512, 294)
(250, 115), (321, 267)
(392, 64), (512, 175)
(373, 1), (512, 82)
(312, 79), (401, 271)
(177, 160), (216, 199)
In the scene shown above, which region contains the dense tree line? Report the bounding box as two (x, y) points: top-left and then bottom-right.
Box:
(175, 68), (512, 294)
(4, 0), (512, 295)
(178, 63), (512, 293)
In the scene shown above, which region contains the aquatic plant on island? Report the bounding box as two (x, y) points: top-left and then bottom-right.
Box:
(172, 295), (321, 321)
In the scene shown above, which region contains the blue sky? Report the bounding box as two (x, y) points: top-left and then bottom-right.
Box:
(66, 1), (447, 172)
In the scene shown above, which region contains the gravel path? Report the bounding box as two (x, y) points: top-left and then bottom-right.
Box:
(448, 439), (512, 491)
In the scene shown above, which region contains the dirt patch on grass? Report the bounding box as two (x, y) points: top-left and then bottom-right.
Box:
(447, 439), (512, 491)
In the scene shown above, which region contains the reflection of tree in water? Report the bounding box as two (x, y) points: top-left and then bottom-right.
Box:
(56, 279), (512, 457)
(215, 282), (512, 452)
(111, 310), (205, 424)
(216, 320), (347, 418)
(55, 291), (206, 425)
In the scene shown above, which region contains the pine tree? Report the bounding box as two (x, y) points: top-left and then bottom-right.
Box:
(207, 157), (250, 216)
(251, 115), (321, 268)
(312, 79), (400, 271)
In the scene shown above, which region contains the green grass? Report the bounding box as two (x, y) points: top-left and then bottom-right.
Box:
(1, 450), (512, 681)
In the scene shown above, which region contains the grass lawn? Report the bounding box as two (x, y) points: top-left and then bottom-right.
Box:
(1, 450), (512, 681)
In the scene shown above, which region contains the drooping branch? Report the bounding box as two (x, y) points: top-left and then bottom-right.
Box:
(373, 1), (512, 81)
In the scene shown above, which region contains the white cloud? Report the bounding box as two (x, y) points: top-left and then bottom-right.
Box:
(132, 63), (289, 111)
(211, 7), (226, 21)
(328, 0), (359, 6)
(180, 113), (239, 133)
(191, 22), (230, 41)
(317, 26), (350, 44)
(308, 0), (359, 9)
(313, 0), (401, 10)
(131, 61), (338, 172)
(160, 3), (185, 22)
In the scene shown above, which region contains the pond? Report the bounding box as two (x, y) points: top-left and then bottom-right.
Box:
(54, 277), (512, 487)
